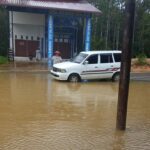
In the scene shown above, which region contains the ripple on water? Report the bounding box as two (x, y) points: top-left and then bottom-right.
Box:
(0, 74), (149, 150)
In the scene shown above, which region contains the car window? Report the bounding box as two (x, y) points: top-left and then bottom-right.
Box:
(86, 54), (98, 64)
(100, 54), (113, 63)
(113, 53), (121, 62)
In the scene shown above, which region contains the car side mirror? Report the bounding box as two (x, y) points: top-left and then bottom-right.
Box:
(83, 60), (89, 65)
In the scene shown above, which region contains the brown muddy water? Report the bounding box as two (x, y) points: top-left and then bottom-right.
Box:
(0, 73), (149, 150)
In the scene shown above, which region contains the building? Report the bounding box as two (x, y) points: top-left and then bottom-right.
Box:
(0, 0), (101, 62)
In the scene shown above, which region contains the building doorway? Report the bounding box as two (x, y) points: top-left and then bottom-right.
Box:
(54, 34), (72, 59)
(15, 40), (39, 58)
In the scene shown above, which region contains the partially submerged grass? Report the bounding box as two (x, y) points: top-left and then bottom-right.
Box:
(0, 56), (8, 64)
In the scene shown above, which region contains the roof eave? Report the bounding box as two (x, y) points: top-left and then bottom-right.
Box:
(0, 2), (101, 14)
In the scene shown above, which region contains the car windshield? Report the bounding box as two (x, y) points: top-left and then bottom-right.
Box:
(71, 53), (88, 63)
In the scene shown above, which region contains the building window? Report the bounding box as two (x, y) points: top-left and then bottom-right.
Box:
(64, 39), (69, 43)
(31, 36), (34, 40)
(15, 35), (17, 39)
(37, 37), (40, 41)
(21, 35), (23, 40)
(55, 38), (58, 42)
(26, 36), (28, 40)
(59, 38), (63, 42)
(64, 35), (69, 39)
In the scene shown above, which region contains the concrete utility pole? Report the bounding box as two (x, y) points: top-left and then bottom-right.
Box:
(116, 0), (135, 130)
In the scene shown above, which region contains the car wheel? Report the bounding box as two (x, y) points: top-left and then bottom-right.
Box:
(68, 74), (81, 82)
(112, 72), (120, 82)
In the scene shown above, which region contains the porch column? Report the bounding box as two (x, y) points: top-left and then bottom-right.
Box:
(48, 15), (54, 66)
(85, 17), (92, 51)
(9, 11), (14, 51)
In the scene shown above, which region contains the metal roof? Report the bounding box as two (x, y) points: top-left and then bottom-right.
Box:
(0, 0), (101, 14)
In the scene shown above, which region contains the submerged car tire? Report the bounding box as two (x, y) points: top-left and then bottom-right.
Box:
(68, 74), (81, 82)
(112, 72), (120, 82)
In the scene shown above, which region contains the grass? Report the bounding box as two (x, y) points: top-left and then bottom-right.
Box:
(0, 56), (8, 64)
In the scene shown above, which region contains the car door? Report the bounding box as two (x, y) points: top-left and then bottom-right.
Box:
(98, 53), (114, 79)
(81, 54), (99, 79)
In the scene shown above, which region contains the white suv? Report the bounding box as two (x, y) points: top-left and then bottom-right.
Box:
(50, 51), (121, 82)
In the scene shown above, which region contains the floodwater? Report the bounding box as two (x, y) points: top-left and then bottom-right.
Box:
(0, 73), (149, 150)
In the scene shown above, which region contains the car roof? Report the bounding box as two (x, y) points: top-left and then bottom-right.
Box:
(80, 50), (121, 55)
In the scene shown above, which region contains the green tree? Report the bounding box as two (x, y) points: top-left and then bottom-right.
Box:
(88, 0), (150, 57)
(0, 6), (9, 56)
(133, 0), (150, 57)
(89, 0), (125, 50)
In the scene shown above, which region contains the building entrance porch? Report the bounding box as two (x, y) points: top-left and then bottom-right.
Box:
(9, 11), (92, 63)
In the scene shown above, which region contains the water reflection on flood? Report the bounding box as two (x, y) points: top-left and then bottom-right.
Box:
(0, 73), (149, 150)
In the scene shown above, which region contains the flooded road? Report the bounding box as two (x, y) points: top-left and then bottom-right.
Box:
(0, 73), (149, 150)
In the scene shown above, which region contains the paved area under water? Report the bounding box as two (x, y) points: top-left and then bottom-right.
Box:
(0, 71), (150, 150)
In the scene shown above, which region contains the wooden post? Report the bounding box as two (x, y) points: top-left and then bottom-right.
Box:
(116, 0), (135, 130)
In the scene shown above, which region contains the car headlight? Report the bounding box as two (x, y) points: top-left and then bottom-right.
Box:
(59, 69), (67, 73)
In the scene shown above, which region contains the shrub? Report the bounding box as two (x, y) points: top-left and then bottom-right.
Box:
(0, 56), (8, 64)
(136, 53), (148, 65)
